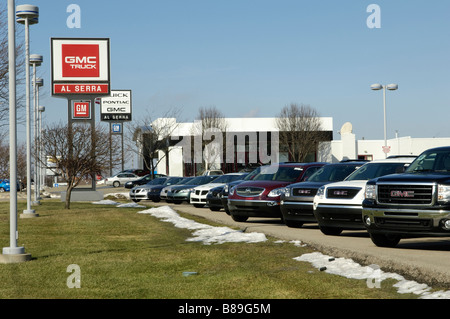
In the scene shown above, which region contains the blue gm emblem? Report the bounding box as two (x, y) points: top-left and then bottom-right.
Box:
(112, 123), (122, 134)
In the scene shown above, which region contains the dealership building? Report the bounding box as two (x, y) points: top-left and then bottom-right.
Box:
(134, 118), (450, 176)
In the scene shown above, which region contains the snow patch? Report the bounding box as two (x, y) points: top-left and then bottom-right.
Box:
(295, 252), (450, 299)
(138, 205), (267, 245)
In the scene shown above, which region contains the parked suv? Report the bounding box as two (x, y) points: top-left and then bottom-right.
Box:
(313, 157), (415, 236)
(280, 161), (366, 228)
(227, 162), (326, 222)
(363, 147), (450, 247)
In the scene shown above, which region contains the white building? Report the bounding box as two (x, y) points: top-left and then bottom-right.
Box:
(318, 122), (450, 162)
(137, 117), (334, 177)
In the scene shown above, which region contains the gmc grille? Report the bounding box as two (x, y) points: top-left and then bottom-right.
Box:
(326, 187), (360, 199)
(292, 188), (317, 197)
(377, 184), (434, 205)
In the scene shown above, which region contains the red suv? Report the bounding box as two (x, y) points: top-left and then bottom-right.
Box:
(227, 162), (326, 222)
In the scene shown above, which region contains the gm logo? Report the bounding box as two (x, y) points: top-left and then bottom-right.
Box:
(112, 123), (122, 134)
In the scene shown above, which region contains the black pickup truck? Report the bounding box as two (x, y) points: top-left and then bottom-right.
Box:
(362, 146), (450, 247)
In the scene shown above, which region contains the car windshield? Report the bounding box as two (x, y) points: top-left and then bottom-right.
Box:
(146, 177), (167, 185)
(163, 177), (184, 185)
(243, 167), (261, 180)
(253, 166), (303, 182)
(344, 162), (406, 181)
(188, 175), (218, 185)
(307, 164), (361, 182)
(175, 177), (194, 185)
(210, 174), (245, 184)
(406, 149), (450, 173)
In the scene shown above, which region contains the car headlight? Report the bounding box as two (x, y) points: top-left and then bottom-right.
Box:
(229, 186), (236, 196)
(316, 186), (325, 200)
(223, 184), (229, 193)
(364, 184), (377, 200)
(283, 187), (291, 197)
(438, 184), (450, 203)
(268, 187), (284, 198)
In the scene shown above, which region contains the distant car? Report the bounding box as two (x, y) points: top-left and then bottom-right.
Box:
(166, 175), (220, 204)
(189, 173), (247, 208)
(129, 177), (168, 202)
(227, 162), (327, 222)
(146, 176), (186, 202)
(0, 179), (12, 192)
(160, 177), (195, 202)
(280, 161), (366, 228)
(105, 172), (141, 187)
(119, 168), (151, 176)
(124, 173), (167, 189)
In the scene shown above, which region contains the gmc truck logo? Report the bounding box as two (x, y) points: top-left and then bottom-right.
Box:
(62, 44), (100, 78)
(64, 56), (97, 64)
(333, 190), (348, 196)
(390, 190), (415, 198)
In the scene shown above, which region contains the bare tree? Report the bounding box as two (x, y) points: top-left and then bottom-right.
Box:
(129, 107), (182, 178)
(0, 4), (26, 127)
(275, 103), (326, 162)
(40, 122), (120, 209)
(192, 106), (228, 173)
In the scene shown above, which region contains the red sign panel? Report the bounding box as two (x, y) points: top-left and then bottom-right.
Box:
(62, 44), (100, 78)
(73, 101), (91, 119)
(54, 84), (109, 94)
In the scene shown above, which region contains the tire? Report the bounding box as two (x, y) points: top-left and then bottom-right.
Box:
(193, 204), (205, 208)
(370, 233), (401, 248)
(113, 181), (120, 187)
(231, 214), (248, 222)
(132, 199), (141, 203)
(319, 225), (343, 236)
(285, 220), (304, 228)
(209, 207), (221, 212)
(152, 199), (161, 203)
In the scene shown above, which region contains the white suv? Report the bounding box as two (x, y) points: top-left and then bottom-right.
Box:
(312, 156), (416, 236)
(189, 173), (246, 208)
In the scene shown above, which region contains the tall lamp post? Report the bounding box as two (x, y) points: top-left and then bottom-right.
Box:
(370, 83), (398, 158)
(38, 105), (45, 191)
(1, 0), (31, 263)
(16, 4), (39, 218)
(30, 55), (43, 206)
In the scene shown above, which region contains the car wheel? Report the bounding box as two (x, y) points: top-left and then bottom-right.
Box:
(113, 181), (120, 187)
(132, 199), (141, 203)
(193, 204), (205, 208)
(319, 226), (343, 236)
(370, 233), (401, 248)
(152, 199), (161, 203)
(285, 220), (304, 228)
(209, 207), (221, 212)
(231, 215), (248, 222)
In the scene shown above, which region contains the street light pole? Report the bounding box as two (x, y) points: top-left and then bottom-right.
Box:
(371, 83), (398, 158)
(16, 4), (39, 218)
(30, 55), (43, 206)
(1, 0), (31, 263)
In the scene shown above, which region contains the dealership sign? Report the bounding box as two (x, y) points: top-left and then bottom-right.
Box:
(100, 90), (132, 121)
(72, 100), (91, 119)
(51, 38), (110, 96)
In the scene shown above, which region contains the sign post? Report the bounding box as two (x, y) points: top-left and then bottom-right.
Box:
(51, 38), (110, 200)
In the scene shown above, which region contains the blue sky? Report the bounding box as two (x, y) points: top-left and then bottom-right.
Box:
(14, 0), (450, 142)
